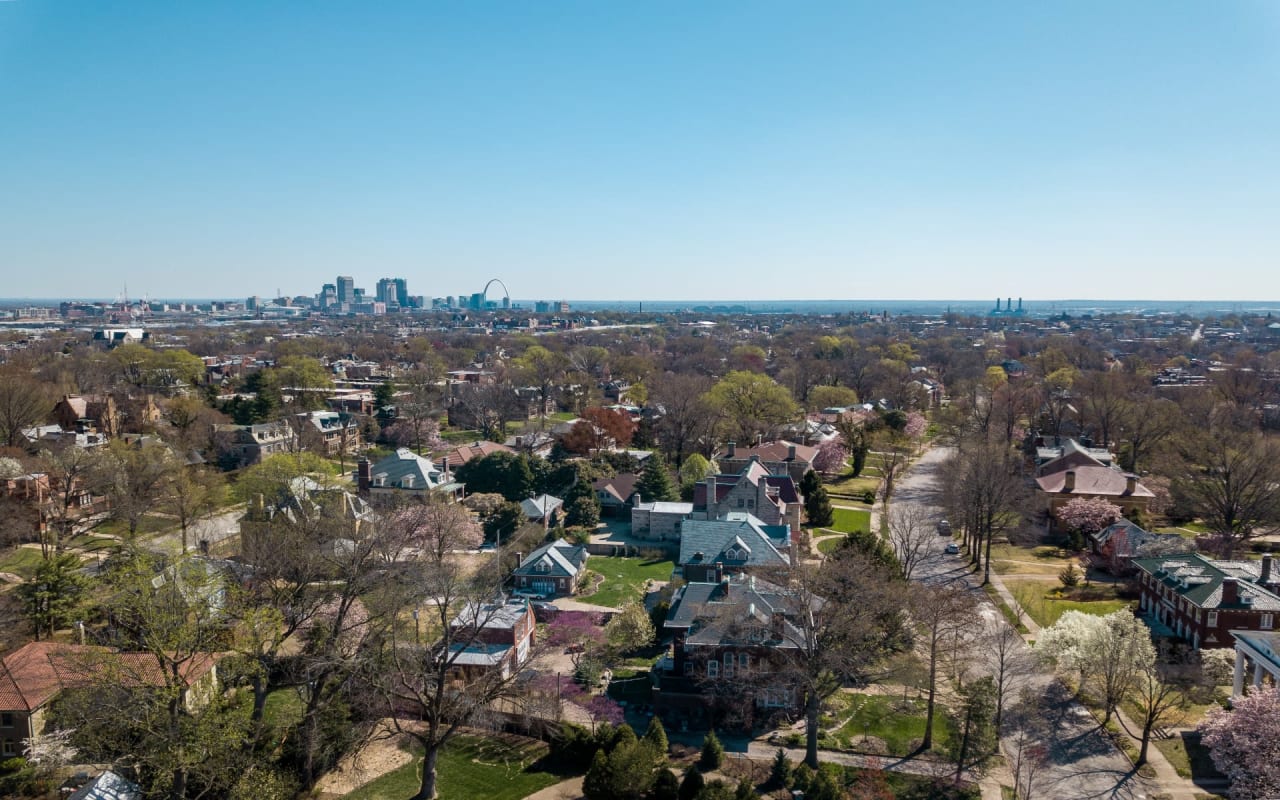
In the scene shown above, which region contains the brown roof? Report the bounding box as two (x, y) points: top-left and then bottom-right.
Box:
(442, 440), (514, 468)
(1036, 467), (1155, 498)
(716, 440), (817, 465)
(593, 473), (639, 504)
(0, 641), (218, 712)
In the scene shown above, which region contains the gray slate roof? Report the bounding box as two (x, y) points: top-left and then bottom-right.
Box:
(513, 540), (588, 579)
(678, 513), (790, 569)
(369, 448), (446, 490)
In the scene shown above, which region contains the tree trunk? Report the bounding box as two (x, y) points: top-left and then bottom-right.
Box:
(412, 742), (441, 800)
(805, 693), (821, 768)
(1138, 721), (1152, 766)
(923, 635), (938, 751)
(983, 526), (994, 585)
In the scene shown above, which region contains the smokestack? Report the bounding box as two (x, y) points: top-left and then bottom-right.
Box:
(1222, 578), (1239, 606)
(1262, 555), (1273, 587)
(1125, 474), (1137, 495)
(1063, 470), (1076, 492)
(1007, 297), (1012, 311)
(1018, 297), (1023, 311)
(788, 444), (797, 461)
(727, 441), (736, 458)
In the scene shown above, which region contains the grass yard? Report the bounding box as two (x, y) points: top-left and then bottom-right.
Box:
(830, 508), (871, 534)
(582, 556), (674, 608)
(1009, 579), (1130, 628)
(1153, 731), (1224, 783)
(342, 735), (562, 800)
(816, 535), (847, 555)
(0, 546), (49, 579)
(828, 692), (950, 756)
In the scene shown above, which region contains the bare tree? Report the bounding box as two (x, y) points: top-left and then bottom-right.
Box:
(651, 372), (715, 466)
(981, 622), (1036, 731)
(1173, 429), (1280, 558)
(0, 365), (50, 448)
(913, 583), (977, 751)
(1132, 647), (1190, 766)
(886, 504), (936, 582)
(1005, 694), (1052, 800)
(940, 441), (1029, 585)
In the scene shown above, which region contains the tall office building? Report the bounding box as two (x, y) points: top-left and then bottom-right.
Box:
(336, 276), (355, 304)
(394, 278), (409, 308)
(375, 278), (397, 305)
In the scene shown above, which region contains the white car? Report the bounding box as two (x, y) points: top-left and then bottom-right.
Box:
(944, 543), (961, 555)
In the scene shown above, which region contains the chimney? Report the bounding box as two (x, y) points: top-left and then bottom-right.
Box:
(515, 436), (523, 449)
(714, 561), (724, 584)
(704, 477), (717, 509)
(441, 456), (450, 480)
(1063, 470), (1076, 492)
(1018, 297), (1023, 311)
(1125, 474), (1137, 495)
(727, 441), (736, 458)
(1222, 578), (1239, 606)
(357, 458), (371, 495)
(788, 444), (797, 461)
(1262, 555), (1274, 587)
(515, 552), (523, 567)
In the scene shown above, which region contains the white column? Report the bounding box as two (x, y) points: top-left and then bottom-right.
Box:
(1234, 649), (1246, 698)
(1254, 660), (1265, 689)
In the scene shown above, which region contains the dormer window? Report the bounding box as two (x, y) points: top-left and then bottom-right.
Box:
(536, 561), (550, 573)
(403, 475), (414, 488)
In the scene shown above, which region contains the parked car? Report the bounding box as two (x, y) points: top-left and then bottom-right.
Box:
(936, 519), (952, 536)
(944, 542), (960, 555)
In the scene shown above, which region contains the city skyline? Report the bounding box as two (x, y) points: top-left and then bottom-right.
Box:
(3, 2), (1280, 300)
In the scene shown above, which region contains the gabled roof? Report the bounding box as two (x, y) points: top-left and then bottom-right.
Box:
(593, 473), (639, 504)
(1091, 520), (1186, 558)
(521, 494), (564, 520)
(442, 440), (514, 468)
(1036, 466), (1155, 498)
(693, 465), (802, 508)
(664, 574), (818, 649)
(1131, 553), (1280, 611)
(513, 540), (588, 578)
(449, 599), (534, 632)
(678, 514), (790, 569)
(715, 440), (817, 465)
(68, 770), (142, 800)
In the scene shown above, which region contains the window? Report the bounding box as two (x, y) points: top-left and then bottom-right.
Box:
(0, 740), (13, 757)
(724, 652), (735, 677)
(746, 499), (754, 509)
(736, 498), (745, 508)
(1263, 614), (1274, 630)
(707, 660), (719, 678)
(739, 653), (749, 671)
(1207, 611), (1218, 627)
(0, 713), (11, 728)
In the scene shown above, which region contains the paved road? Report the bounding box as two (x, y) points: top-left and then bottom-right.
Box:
(147, 506), (245, 555)
(892, 447), (1152, 800)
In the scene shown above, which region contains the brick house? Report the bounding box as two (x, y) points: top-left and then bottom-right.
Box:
(445, 599), (536, 681)
(1133, 553), (1280, 649)
(1088, 519), (1187, 575)
(653, 573), (818, 728)
(593, 473), (639, 517)
(511, 541), (589, 598)
(693, 461), (803, 531)
(713, 441), (817, 483)
(0, 642), (219, 756)
(211, 421), (296, 468)
(1036, 460), (1154, 530)
(294, 410), (362, 457)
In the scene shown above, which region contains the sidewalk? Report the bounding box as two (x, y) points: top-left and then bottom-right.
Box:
(983, 568), (1202, 800)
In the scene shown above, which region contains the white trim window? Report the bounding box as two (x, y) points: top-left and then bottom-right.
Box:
(1262, 613), (1274, 630)
(1207, 611), (1218, 627)
(707, 660), (719, 679)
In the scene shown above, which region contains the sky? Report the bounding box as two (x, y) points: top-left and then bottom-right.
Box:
(2, 1), (1279, 303)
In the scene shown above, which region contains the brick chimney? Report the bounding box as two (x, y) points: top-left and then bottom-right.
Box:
(714, 561), (724, 585)
(788, 444), (797, 460)
(1222, 577), (1239, 606)
(1125, 474), (1137, 495)
(1063, 470), (1076, 492)
(1262, 555), (1274, 588)
(441, 456), (450, 480)
(357, 457), (371, 495)
(515, 552), (523, 567)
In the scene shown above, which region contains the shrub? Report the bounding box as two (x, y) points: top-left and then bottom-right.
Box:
(862, 489), (876, 504)
(700, 729), (724, 770)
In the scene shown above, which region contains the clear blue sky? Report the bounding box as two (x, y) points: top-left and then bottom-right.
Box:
(2, 1), (1278, 302)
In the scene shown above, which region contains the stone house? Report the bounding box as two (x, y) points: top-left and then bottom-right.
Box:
(693, 461), (803, 531)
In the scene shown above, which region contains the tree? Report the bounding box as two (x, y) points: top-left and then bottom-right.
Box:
(885, 504), (935, 582)
(1173, 430), (1280, 558)
(652, 373), (716, 467)
(565, 494), (600, 529)
(804, 484), (834, 528)
(767, 748), (792, 789)
(981, 623), (1036, 732)
(513, 345), (568, 428)
(277, 356), (334, 412)
(39, 444), (106, 557)
(454, 452), (536, 502)
(947, 676), (998, 784)
(678, 767), (705, 800)
(635, 452), (679, 503)
(1055, 496), (1123, 550)
(699, 729), (724, 770)
(95, 440), (181, 538)
(1005, 695), (1052, 800)
(1132, 649), (1189, 766)
(652, 768), (680, 800)
(162, 465), (226, 553)
(643, 716), (669, 759)
(704, 371), (799, 444)
(914, 583), (977, 750)
(678, 454), (716, 498)
(1200, 686), (1280, 800)
(812, 437), (849, 475)
(1037, 609), (1154, 725)
(582, 736), (657, 800)
(940, 441), (1029, 584)
(606, 601), (656, 655)
(582, 407), (637, 449)
(0, 366), (49, 448)
(833, 411), (881, 478)
(482, 501), (526, 544)
(18, 552), (88, 640)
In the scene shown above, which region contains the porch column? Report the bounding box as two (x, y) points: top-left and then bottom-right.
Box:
(1254, 660), (1265, 689)
(1233, 649), (1246, 698)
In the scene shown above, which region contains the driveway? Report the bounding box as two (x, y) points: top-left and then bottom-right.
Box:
(891, 446), (1153, 799)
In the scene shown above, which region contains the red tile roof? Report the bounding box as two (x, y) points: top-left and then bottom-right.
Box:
(441, 440), (514, 468)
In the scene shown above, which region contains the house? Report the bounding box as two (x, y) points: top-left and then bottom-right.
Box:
(442, 440), (515, 470)
(1230, 629), (1280, 700)
(713, 441), (817, 483)
(520, 495), (564, 529)
(652, 573), (819, 727)
(1035, 438), (1116, 472)
(2, 471), (107, 539)
(52, 394), (122, 438)
(631, 498), (695, 541)
(1035, 444), (1154, 529)
(511, 540), (589, 598)
(294, 410), (362, 457)
(0, 642), (219, 754)
(677, 514), (791, 581)
(239, 476), (373, 564)
(694, 461), (803, 531)
(67, 770), (143, 800)
(211, 421), (296, 468)
(357, 449), (461, 501)
(1133, 553), (1280, 649)
(445, 599), (536, 681)
(593, 473), (639, 517)
(1088, 519), (1188, 575)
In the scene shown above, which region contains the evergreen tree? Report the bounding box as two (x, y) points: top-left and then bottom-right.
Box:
(643, 716), (669, 759)
(699, 729), (724, 771)
(636, 452), (679, 503)
(733, 777), (756, 799)
(19, 552), (88, 640)
(678, 767), (705, 800)
(805, 485), (835, 528)
(582, 749), (613, 800)
(768, 748), (792, 789)
(947, 676), (999, 783)
(565, 494), (601, 529)
(652, 768), (680, 800)
(799, 468), (822, 497)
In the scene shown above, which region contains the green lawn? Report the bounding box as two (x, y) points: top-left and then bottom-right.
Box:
(828, 692), (950, 756)
(582, 556), (674, 608)
(816, 535), (847, 555)
(1010, 580), (1131, 628)
(0, 546), (49, 579)
(830, 508), (871, 534)
(1153, 731), (1224, 783)
(342, 735), (561, 800)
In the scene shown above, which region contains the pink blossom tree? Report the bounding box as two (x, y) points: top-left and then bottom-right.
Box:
(545, 611), (607, 669)
(904, 411), (928, 440)
(1200, 686), (1280, 800)
(1056, 497), (1123, 536)
(383, 417), (446, 454)
(813, 437), (850, 475)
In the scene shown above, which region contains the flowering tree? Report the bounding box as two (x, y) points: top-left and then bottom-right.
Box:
(904, 411), (927, 440)
(382, 417), (445, 454)
(1036, 609), (1154, 725)
(1200, 686), (1280, 800)
(1056, 497), (1124, 536)
(813, 437), (850, 475)
(545, 611), (607, 669)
